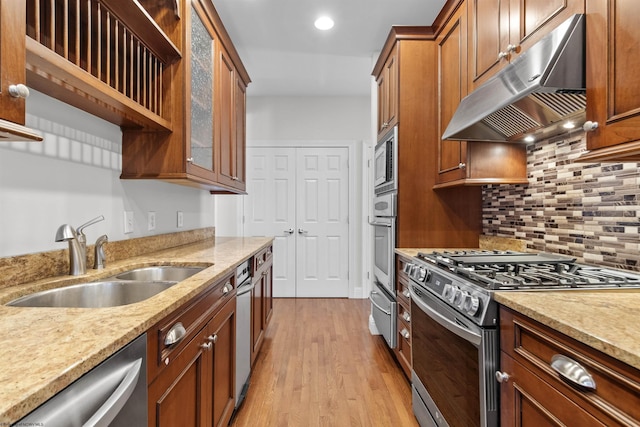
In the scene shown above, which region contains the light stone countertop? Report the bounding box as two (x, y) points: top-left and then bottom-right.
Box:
(0, 236), (273, 424)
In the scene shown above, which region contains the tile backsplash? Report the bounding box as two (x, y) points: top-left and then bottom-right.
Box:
(482, 134), (640, 271)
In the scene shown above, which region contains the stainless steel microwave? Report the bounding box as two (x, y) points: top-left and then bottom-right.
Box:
(374, 126), (398, 195)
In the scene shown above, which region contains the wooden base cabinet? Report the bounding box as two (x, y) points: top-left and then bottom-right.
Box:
(394, 254), (412, 378)
(251, 245), (273, 366)
(147, 271), (237, 427)
(499, 306), (640, 426)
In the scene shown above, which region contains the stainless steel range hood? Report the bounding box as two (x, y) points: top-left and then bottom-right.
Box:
(442, 14), (586, 143)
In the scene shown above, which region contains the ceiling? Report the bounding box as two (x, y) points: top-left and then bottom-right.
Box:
(213, 0), (447, 96)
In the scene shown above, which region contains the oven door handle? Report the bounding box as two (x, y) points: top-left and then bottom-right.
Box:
(369, 220), (391, 227)
(409, 285), (482, 347)
(369, 291), (391, 315)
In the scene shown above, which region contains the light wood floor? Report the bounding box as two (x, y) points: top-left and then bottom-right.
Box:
(231, 298), (418, 427)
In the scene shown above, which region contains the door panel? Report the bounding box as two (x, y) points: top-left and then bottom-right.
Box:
(244, 146), (349, 298)
(245, 148), (297, 297)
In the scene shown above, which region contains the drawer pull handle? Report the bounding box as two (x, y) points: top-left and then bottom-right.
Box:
(223, 282), (232, 294)
(258, 259), (264, 266)
(402, 312), (411, 322)
(400, 328), (410, 340)
(164, 322), (187, 346)
(495, 371), (510, 383)
(550, 354), (596, 390)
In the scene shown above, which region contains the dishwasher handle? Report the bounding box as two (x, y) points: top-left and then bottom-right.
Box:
(84, 358), (142, 427)
(236, 280), (255, 296)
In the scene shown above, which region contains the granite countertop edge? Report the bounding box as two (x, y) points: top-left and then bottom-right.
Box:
(0, 236), (273, 424)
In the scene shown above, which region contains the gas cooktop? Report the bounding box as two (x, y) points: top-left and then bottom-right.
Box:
(416, 250), (640, 291)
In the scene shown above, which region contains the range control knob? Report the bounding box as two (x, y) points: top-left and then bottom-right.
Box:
(403, 263), (414, 274)
(442, 284), (453, 300)
(464, 296), (481, 317)
(448, 286), (460, 304)
(457, 291), (470, 309)
(417, 267), (430, 283)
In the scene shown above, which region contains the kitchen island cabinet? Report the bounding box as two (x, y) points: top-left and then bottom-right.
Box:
(121, 0), (250, 193)
(468, 0), (584, 88)
(579, 0), (640, 162)
(0, 1), (41, 141)
(435, 1), (527, 187)
(497, 304), (640, 426)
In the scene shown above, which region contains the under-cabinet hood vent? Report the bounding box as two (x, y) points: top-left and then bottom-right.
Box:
(442, 14), (586, 143)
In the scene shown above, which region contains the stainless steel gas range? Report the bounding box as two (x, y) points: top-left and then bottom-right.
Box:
(406, 250), (640, 427)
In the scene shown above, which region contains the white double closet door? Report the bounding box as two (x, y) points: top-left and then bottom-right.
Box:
(244, 146), (350, 298)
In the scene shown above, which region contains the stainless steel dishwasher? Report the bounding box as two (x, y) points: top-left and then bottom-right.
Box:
(15, 333), (147, 427)
(234, 259), (253, 412)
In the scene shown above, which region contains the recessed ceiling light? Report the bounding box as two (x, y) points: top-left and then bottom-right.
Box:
(314, 16), (334, 30)
(524, 135), (535, 143)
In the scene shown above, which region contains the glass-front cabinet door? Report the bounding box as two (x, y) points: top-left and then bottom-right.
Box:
(187, 2), (215, 180)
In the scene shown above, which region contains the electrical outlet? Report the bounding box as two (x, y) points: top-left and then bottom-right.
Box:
(124, 211), (134, 234)
(177, 211), (184, 228)
(147, 211), (156, 231)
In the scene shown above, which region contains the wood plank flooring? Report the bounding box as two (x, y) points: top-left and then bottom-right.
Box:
(231, 298), (418, 427)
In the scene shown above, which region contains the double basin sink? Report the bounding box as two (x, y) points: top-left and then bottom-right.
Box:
(7, 266), (206, 308)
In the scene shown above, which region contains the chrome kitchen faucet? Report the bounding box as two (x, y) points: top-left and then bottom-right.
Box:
(55, 215), (105, 275)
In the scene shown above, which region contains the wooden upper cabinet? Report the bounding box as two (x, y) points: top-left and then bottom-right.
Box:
(469, 0), (584, 87)
(579, 0), (640, 161)
(376, 44), (398, 140)
(436, 1), (528, 188)
(121, 0), (250, 193)
(0, 1), (41, 141)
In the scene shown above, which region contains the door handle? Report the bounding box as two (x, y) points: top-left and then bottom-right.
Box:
(298, 228), (308, 234)
(284, 228), (294, 235)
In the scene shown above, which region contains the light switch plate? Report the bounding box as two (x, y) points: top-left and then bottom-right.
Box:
(124, 211), (134, 234)
(177, 211), (184, 228)
(147, 211), (156, 231)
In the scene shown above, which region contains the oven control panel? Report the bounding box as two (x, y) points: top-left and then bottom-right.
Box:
(405, 260), (497, 326)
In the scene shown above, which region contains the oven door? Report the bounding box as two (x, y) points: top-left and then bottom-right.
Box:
(409, 284), (498, 427)
(371, 215), (395, 296)
(370, 281), (397, 348)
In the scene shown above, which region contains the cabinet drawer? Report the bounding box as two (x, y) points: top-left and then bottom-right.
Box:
(398, 301), (411, 329)
(500, 307), (640, 425)
(252, 245), (272, 274)
(147, 271), (235, 381)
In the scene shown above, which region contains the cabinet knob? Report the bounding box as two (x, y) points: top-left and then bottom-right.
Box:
(495, 371), (510, 383)
(583, 121), (599, 132)
(458, 162), (466, 170)
(186, 157), (194, 163)
(400, 328), (410, 340)
(207, 334), (218, 344)
(402, 289), (410, 299)
(497, 51), (509, 60)
(382, 122), (389, 129)
(402, 312), (411, 322)
(506, 44), (518, 53)
(200, 342), (212, 350)
(231, 176), (239, 181)
(9, 84), (30, 99)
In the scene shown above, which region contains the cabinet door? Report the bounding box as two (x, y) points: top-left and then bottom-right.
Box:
(585, 0), (640, 153)
(0, 0), (27, 125)
(250, 273), (264, 366)
(262, 263), (273, 327)
(469, 0), (510, 86)
(207, 298), (236, 427)
(376, 45), (398, 139)
(233, 75), (247, 189)
(437, 3), (468, 184)
(187, 2), (216, 182)
(148, 330), (209, 427)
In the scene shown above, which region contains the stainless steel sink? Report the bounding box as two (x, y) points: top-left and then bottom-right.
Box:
(114, 266), (205, 282)
(7, 281), (178, 308)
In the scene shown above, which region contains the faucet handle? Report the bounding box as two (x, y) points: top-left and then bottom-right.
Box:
(77, 215), (105, 240)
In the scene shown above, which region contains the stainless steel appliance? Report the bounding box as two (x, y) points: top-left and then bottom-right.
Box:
(234, 259), (253, 411)
(373, 125), (398, 195)
(406, 250), (640, 427)
(369, 191), (397, 348)
(16, 333), (147, 426)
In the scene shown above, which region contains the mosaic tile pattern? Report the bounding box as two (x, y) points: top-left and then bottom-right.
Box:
(482, 134), (640, 271)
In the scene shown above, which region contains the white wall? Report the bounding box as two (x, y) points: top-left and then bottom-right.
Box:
(215, 95), (372, 297)
(0, 90), (215, 258)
